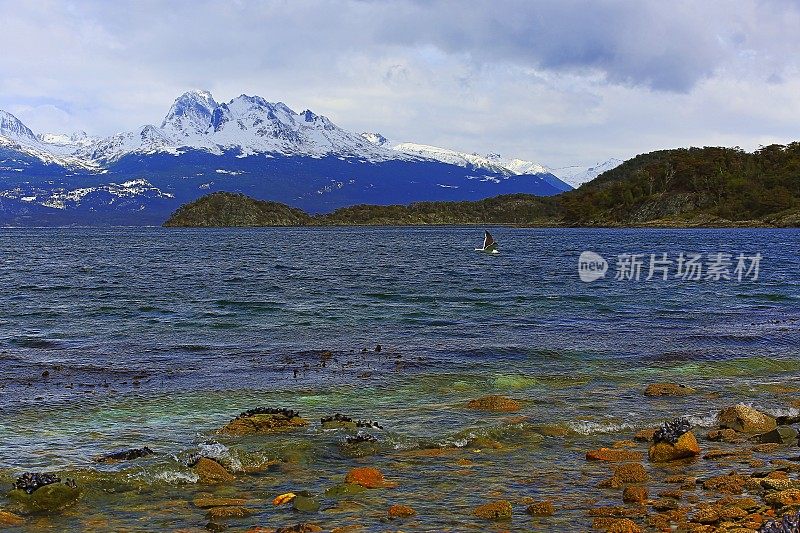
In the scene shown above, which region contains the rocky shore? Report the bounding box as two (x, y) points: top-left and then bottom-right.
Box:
(2, 383), (800, 531)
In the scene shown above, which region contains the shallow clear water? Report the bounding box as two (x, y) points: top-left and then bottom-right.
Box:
(0, 227), (798, 531)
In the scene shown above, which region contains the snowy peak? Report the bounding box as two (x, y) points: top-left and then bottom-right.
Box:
(0, 110), (36, 143)
(160, 90), (219, 135)
(361, 132), (389, 146)
(551, 158), (623, 187)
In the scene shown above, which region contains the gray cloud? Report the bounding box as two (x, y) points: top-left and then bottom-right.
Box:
(0, 0), (799, 167)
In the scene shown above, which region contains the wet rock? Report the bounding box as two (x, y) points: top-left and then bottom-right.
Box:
(653, 418), (692, 445)
(274, 524), (323, 533)
(466, 395), (521, 412)
(633, 429), (656, 442)
(644, 383), (696, 396)
(761, 478), (800, 491)
(207, 506), (252, 520)
(344, 467), (395, 488)
(12, 472), (62, 494)
(759, 511), (800, 532)
(752, 427), (797, 445)
(219, 408), (308, 436)
(591, 517), (642, 532)
(324, 483), (366, 497)
(692, 506), (721, 524)
(195, 457), (235, 484)
(702, 474), (747, 494)
(321, 414), (382, 430)
(707, 429), (741, 442)
(754, 443), (783, 453)
(8, 481), (80, 512)
(525, 500), (554, 516)
(472, 500), (512, 520)
(652, 498), (678, 511)
(292, 495), (320, 513)
(388, 504), (416, 518)
(586, 448), (643, 462)
(0, 510), (24, 526)
(587, 506), (646, 518)
(765, 489), (800, 507)
(703, 449), (740, 460)
(649, 431), (700, 462)
(614, 463), (648, 483)
(598, 476), (625, 489)
(94, 446), (154, 464)
(194, 497), (248, 509)
(776, 414), (800, 426)
(345, 431), (377, 444)
(623, 486), (648, 504)
(718, 405), (777, 434)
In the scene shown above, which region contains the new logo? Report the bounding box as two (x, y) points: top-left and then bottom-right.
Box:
(578, 251), (608, 282)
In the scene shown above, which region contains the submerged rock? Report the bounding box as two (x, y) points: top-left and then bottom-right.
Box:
(586, 448), (643, 462)
(274, 524), (323, 533)
(614, 463), (648, 483)
(292, 495), (320, 513)
(207, 506), (252, 520)
(219, 407), (308, 435)
(466, 395), (521, 412)
(194, 497), (248, 509)
(472, 500), (512, 520)
(752, 427), (797, 445)
(345, 431), (378, 444)
(324, 483), (367, 497)
(525, 500), (554, 516)
(8, 474), (80, 512)
(622, 486), (648, 504)
(644, 383), (696, 396)
(94, 446), (154, 463)
(388, 503), (416, 518)
(321, 414), (382, 430)
(0, 510), (24, 526)
(344, 467), (395, 488)
(718, 405), (777, 434)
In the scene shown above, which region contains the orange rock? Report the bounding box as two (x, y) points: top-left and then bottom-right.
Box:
(466, 395), (521, 412)
(702, 474), (747, 495)
(0, 511), (24, 526)
(633, 429), (656, 442)
(525, 500), (554, 516)
(586, 448), (643, 462)
(345, 467), (396, 488)
(623, 486), (648, 504)
(272, 492), (296, 505)
(614, 463), (648, 483)
(591, 517), (642, 532)
(765, 488), (800, 507)
(388, 504), (416, 518)
(206, 506), (253, 520)
(472, 500), (512, 520)
(644, 383), (695, 396)
(648, 432), (700, 462)
(194, 497), (248, 508)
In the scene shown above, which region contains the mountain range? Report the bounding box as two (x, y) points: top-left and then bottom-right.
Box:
(0, 90), (619, 225)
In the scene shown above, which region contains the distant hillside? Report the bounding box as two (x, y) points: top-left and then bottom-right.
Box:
(164, 143), (800, 228)
(559, 143), (800, 226)
(163, 192), (311, 227)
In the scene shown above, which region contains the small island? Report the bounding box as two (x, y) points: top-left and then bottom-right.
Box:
(164, 144), (800, 228)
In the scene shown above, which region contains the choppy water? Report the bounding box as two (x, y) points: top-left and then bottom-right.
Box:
(0, 227), (798, 531)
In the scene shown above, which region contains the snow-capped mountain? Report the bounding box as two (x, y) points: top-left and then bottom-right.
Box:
(550, 158), (623, 188)
(0, 90), (574, 225)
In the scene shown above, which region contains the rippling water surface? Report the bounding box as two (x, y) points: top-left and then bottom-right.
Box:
(0, 227), (798, 531)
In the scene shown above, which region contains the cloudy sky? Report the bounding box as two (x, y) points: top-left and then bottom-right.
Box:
(1, 0), (799, 167)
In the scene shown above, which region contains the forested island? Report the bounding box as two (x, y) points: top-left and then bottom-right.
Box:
(164, 144), (800, 227)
